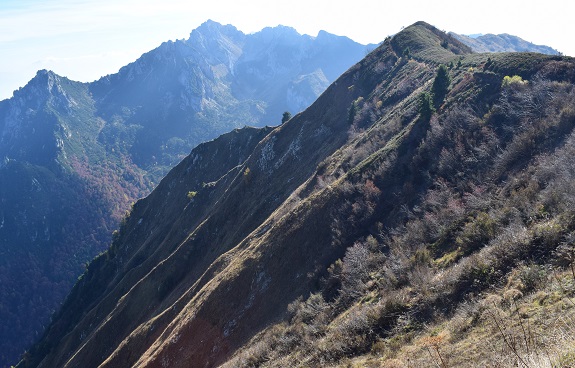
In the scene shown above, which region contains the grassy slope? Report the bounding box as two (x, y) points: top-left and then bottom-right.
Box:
(221, 27), (575, 368)
(351, 268), (575, 367)
(18, 22), (575, 368)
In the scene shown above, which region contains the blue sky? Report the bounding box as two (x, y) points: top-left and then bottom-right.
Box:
(1, 0), (573, 100)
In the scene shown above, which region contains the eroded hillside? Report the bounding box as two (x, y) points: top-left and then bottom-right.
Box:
(19, 22), (575, 367)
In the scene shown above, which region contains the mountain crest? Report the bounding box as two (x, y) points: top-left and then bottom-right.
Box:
(15, 69), (68, 101)
(1, 70), (74, 150)
(316, 29), (348, 41)
(391, 21), (472, 62)
(451, 31), (561, 55)
(256, 24), (301, 37)
(189, 19), (244, 43)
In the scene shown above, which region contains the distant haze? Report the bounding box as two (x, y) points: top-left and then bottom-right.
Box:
(0, 0), (573, 100)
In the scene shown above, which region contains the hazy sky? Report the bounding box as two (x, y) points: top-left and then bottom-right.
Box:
(1, 0), (573, 100)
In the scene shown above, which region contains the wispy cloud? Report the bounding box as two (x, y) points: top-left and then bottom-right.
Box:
(0, 0), (193, 42)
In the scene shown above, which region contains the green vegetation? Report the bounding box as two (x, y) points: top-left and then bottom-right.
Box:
(402, 47), (411, 59)
(501, 74), (526, 87)
(419, 91), (435, 120)
(281, 111), (292, 124)
(432, 64), (451, 106)
(347, 97), (363, 124)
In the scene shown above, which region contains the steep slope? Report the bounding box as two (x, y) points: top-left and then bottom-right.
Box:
(20, 21), (575, 368)
(0, 71), (147, 366)
(452, 32), (560, 55)
(0, 21), (370, 368)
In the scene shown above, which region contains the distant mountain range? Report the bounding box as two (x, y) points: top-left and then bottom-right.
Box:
(16, 21), (575, 368)
(0, 20), (371, 367)
(452, 32), (560, 55)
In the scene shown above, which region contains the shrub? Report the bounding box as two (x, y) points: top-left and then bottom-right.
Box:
(340, 242), (372, 304)
(432, 64), (451, 107)
(456, 212), (497, 255)
(402, 47), (411, 59)
(419, 92), (435, 121)
(501, 75), (526, 88)
(348, 98), (363, 124)
(517, 264), (546, 292)
(243, 167), (252, 184)
(554, 231), (575, 278)
(289, 293), (329, 325)
(281, 111), (292, 124)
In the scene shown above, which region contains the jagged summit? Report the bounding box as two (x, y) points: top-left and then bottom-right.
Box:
(15, 69), (64, 96)
(33, 69), (57, 78)
(2, 69), (75, 152)
(194, 18), (229, 31)
(252, 24), (304, 40)
(188, 19), (245, 44)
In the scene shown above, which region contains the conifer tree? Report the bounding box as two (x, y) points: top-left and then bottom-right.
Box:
(432, 64), (451, 107)
(419, 91), (435, 121)
(281, 111), (292, 124)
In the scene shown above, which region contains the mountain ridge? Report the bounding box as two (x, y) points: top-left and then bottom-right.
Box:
(0, 21), (371, 368)
(452, 31), (560, 55)
(19, 21), (575, 367)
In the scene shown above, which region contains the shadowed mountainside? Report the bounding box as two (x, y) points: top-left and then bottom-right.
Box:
(18, 21), (575, 367)
(0, 21), (371, 367)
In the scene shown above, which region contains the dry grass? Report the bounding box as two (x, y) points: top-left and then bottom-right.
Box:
(347, 269), (575, 368)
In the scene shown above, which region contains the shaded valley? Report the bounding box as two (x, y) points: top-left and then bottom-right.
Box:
(0, 20), (371, 367)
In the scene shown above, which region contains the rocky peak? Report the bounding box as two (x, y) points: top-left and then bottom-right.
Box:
(315, 29), (347, 42)
(187, 20), (245, 70)
(1, 70), (74, 149)
(189, 19), (244, 41)
(13, 70), (72, 108)
(245, 25), (312, 62)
